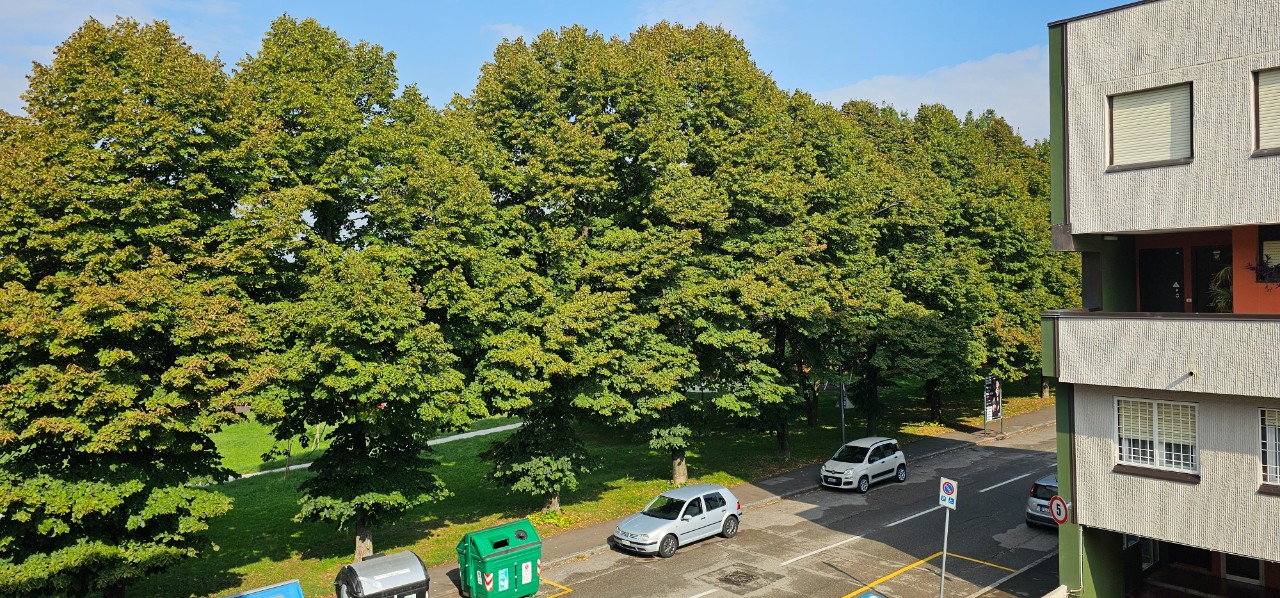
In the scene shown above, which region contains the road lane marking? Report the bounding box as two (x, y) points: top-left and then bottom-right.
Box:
(962, 549), (1059, 598)
(841, 551), (943, 598)
(543, 578), (573, 597)
(978, 472), (1035, 493)
(779, 535), (864, 566)
(948, 552), (1016, 572)
(886, 505), (941, 527)
(841, 550), (1019, 598)
(687, 590), (718, 598)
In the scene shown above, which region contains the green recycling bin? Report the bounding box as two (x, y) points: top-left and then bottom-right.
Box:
(456, 519), (542, 598)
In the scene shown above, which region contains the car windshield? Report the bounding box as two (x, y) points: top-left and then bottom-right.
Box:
(831, 445), (869, 463)
(642, 495), (686, 520)
(1032, 483), (1058, 500)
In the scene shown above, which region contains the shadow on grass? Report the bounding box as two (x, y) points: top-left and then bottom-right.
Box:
(132, 376), (1050, 597)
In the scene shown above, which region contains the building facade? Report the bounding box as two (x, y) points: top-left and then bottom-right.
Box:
(1044, 0), (1280, 595)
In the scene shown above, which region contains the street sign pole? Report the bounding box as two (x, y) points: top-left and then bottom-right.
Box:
(938, 477), (958, 598)
(940, 509), (950, 598)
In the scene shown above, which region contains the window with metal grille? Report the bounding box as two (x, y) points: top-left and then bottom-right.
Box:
(1263, 409), (1280, 485)
(1258, 68), (1280, 152)
(1109, 83), (1193, 168)
(1116, 397), (1197, 472)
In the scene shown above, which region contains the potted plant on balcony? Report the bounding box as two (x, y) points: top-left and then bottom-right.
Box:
(1247, 255), (1280, 287)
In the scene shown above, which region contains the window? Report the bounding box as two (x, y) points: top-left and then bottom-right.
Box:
(1258, 225), (1280, 282)
(1116, 397), (1197, 472)
(703, 492), (726, 511)
(1109, 83), (1193, 169)
(1257, 68), (1280, 153)
(683, 498), (703, 518)
(1263, 409), (1280, 485)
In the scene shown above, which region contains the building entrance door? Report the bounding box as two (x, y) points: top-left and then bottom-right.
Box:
(1192, 245), (1232, 313)
(1139, 248), (1185, 312)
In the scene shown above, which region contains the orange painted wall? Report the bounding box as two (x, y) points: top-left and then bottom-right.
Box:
(1234, 226), (1280, 315)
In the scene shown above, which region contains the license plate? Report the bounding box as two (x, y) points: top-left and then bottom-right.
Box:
(824, 476), (840, 484)
(1039, 505), (1047, 512)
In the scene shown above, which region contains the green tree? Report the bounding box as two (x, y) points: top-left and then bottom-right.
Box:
(225, 17), (486, 561)
(259, 245), (474, 562)
(0, 19), (249, 596)
(461, 26), (699, 498)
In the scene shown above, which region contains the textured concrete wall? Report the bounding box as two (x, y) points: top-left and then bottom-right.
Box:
(1065, 0), (1280, 234)
(1073, 383), (1280, 562)
(1057, 316), (1280, 399)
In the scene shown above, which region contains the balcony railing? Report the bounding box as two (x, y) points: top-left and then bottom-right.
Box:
(1042, 310), (1280, 398)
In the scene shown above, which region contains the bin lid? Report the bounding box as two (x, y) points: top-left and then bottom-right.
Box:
(335, 550), (428, 596)
(462, 519), (541, 557)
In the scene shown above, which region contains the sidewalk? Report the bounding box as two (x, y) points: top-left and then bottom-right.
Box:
(235, 422), (524, 480)
(425, 406), (1057, 596)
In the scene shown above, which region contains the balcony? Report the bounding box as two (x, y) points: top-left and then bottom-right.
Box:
(1042, 310), (1280, 398)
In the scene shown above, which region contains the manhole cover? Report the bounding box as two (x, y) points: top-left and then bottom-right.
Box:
(697, 563), (783, 595)
(719, 570), (758, 586)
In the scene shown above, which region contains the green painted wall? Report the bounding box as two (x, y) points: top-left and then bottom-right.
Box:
(1074, 235), (1138, 312)
(1049, 24), (1066, 226)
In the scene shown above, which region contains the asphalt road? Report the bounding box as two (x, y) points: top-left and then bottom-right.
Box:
(539, 424), (1059, 598)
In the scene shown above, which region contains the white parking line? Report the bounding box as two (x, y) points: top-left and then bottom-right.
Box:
(779, 535), (864, 566)
(978, 472), (1035, 493)
(687, 590), (718, 598)
(962, 549), (1059, 598)
(886, 505), (941, 527)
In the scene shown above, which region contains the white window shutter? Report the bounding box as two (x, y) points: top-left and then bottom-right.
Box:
(1259, 69), (1280, 150)
(1112, 84), (1192, 166)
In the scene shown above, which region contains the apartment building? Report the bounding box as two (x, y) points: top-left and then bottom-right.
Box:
(1043, 1), (1280, 596)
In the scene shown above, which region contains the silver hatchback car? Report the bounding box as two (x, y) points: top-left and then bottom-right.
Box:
(1025, 473), (1058, 528)
(610, 483), (742, 558)
(820, 436), (907, 492)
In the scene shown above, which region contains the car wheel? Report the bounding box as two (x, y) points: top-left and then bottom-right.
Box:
(720, 515), (739, 539)
(1026, 520), (1037, 529)
(657, 534), (678, 558)
(857, 476), (870, 493)
(895, 464), (907, 483)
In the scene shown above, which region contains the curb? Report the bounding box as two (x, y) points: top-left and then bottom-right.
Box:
(544, 418), (1056, 568)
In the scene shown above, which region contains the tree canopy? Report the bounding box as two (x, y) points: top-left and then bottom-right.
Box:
(0, 14), (1078, 591)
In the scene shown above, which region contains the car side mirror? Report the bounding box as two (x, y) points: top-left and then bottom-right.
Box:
(681, 515), (691, 521)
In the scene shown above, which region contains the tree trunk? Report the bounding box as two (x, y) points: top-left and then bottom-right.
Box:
(805, 380), (819, 428)
(924, 378), (942, 422)
(672, 447), (688, 485)
(354, 520), (373, 563)
(864, 370), (883, 437)
(776, 419), (791, 459)
(544, 491), (561, 513)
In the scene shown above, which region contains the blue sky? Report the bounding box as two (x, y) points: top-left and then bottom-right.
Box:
(0, 1), (1120, 141)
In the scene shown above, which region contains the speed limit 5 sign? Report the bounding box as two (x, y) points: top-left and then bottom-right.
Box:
(1048, 495), (1070, 525)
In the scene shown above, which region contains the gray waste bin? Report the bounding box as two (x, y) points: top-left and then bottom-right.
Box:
(334, 550), (429, 598)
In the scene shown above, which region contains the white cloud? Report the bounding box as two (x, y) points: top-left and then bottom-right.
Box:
(486, 23), (529, 43)
(815, 45), (1051, 142)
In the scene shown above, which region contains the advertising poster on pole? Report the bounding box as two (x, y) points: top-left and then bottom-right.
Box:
(983, 376), (1003, 422)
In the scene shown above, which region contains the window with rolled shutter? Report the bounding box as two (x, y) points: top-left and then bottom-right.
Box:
(1157, 401), (1197, 471)
(1116, 397), (1197, 472)
(1110, 83), (1193, 167)
(1117, 399), (1155, 465)
(1258, 69), (1280, 151)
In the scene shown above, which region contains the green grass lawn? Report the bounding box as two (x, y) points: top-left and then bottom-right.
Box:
(212, 415), (522, 475)
(135, 378), (1051, 597)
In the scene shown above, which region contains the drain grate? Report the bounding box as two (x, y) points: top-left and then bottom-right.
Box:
(719, 570), (758, 587)
(698, 563), (783, 595)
